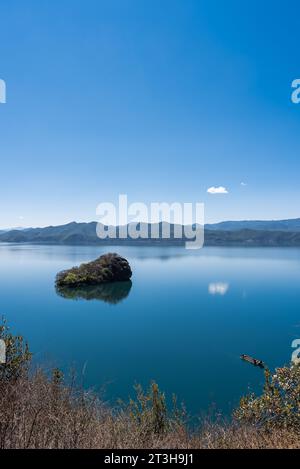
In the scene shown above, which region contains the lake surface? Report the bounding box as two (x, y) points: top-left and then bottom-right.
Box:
(0, 244), (300, 416)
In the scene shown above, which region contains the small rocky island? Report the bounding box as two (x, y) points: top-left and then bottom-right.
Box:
(55, 253), (132, 287)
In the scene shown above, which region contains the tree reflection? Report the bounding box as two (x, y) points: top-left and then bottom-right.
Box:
(56, 280), (132, 304)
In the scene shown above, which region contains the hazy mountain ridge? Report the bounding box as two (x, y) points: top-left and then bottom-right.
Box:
(1, 220), (300, 246)
(205, 218), (300, 232)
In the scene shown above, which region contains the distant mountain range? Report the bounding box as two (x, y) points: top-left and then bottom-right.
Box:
(0, 219), (300, 247)
(0, 226), (27, 234)
(206, 218), (300, 232)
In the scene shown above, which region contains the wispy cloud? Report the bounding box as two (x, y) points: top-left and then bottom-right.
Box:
(207, 186), (229, 194)
(240, 182), (247, 186)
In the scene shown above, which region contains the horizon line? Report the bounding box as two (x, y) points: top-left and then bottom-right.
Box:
(1, 216), (300, 231)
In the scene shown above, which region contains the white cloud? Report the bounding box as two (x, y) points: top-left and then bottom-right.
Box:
(240, 182), (247, 186)
(207, 186), (229, 194)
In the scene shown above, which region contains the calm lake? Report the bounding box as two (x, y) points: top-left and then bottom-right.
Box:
(1, 244), (300, 416)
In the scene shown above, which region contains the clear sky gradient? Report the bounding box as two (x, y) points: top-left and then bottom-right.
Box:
(0, 0), (300, 227)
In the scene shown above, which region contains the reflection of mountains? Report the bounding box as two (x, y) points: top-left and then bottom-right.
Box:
(56, 280), (132, 304)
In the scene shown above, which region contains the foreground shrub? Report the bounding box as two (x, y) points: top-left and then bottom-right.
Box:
(235, 365), (300, 432)
(126, 382), (187, 439)
(0, 319), (31, 382)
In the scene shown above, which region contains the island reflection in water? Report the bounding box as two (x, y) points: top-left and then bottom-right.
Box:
(56, 280), (132, 304)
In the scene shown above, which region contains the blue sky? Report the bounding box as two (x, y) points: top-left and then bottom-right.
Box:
(0, 0), (300, 227)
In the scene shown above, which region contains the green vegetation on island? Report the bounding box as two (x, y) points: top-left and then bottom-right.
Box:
(55, 253), (132, 288)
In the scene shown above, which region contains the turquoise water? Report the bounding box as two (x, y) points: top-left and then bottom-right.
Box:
(1, 244), (300, 416)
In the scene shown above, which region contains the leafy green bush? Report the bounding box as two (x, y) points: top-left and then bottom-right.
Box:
(235, 364), (300, 431)
(126, 382), (186, 437)
(0, 318), (31, 382)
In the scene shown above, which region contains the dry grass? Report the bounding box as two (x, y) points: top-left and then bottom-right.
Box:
(0, 322), (299, 449)
(0, 368), (299, 449)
